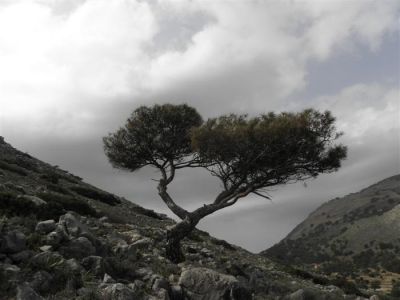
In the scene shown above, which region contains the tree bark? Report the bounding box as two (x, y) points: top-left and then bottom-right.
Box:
(166, 216), (199, 263)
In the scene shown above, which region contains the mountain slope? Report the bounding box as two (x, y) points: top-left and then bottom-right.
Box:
(0, 136), (375, 299)
(263, 175), (400, 293)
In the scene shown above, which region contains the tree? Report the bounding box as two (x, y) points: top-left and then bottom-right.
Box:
(103, 104), (347, 262)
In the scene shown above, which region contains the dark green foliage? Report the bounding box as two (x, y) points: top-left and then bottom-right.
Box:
(130, 205), (163, 219)
(212, 238), (237, 251)
(0, 160), (28, 176)
(192, 109), (347, 190)
(46, 183), (71, 195)
(40, 171), (62, 184)
(104, 104), (203, 171)
(70, 185), (121, 205)
(37, 192), (98, 217)
(392, 281), (400, 297)
(331, 277), (365, 296)
(0, 191), (37, 216)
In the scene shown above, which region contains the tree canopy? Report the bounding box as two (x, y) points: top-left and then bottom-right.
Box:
(103, 103), (347, 262)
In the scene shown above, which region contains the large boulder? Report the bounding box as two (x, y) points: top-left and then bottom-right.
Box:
(179, 267), (251, 300)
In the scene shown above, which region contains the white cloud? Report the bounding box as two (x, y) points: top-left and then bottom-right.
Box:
(0, 0), (398, 136)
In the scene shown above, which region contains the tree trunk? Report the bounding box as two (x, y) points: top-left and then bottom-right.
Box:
(166, 216), (199, 263)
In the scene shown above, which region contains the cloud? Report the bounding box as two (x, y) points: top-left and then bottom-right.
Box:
(1, 0), (399, 137)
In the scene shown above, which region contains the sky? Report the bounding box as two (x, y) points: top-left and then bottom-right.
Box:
(0, 0), (399, 253)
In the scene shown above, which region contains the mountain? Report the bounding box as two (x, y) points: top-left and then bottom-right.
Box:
(263, 174), (400, 294)
(0, 136), (392, 299)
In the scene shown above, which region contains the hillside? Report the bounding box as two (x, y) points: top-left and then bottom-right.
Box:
(0, 136), (383, 299)
(263, 175), (400, 294)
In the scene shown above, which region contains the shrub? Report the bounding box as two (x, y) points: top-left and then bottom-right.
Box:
(70, 186), (121, 206)
(392, 281), (400, 297)
(37, 192), (98, 217)
(0, 161), (28, 176)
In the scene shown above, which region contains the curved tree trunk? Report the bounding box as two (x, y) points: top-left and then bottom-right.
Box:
(166, 216), (199, 263)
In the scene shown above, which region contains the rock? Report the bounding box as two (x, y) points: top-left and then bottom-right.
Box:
(64, 258), (83, 275)
(59, 212), (93, 239)
(10, 250), (34, 263)
(81, 255), (106, 277)
(30, 271), (53, 293)
(36, 220), (56, 234)
(46, 230), (64, 246)
(152, 277), (170, 291)
(284, 289), (322, 300)
(16, 282), (43, 300)
(170, 285), (185, 300)
(18, 195), (46, 206)
(179, 267), (250, 300)
(1, 263), (21, 277)
(39, 245), (52, 252)
(370, 296), (380, 300)
(99, 216), (109, 223)
(30, 251), (64, 269)
(128, 237), (153, 250)
(136, 267), (154, 280)
(61, 237), (95, 259)
(2, 230), (26, 253)
(103, 273), (116, 284)
(103, 283), (137, 300)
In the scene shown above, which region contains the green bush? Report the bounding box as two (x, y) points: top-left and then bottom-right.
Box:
(40, 171), (62, 184)
(0, 160), (28, 176)
(70, 186), (121, 206)
(37, 192), (98, 217)
(392, 281), (400, 297)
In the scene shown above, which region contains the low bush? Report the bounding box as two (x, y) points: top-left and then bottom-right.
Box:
(37, 192), (98, 217)
(0, 161), (28, 176)
(70, 186), (121, 206)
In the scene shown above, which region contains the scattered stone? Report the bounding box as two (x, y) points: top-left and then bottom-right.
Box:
(152, 277), (170, 291)
(10, 250), (34, 263)
(64, 258), (83, 275)
(3, 230), (26, 253)
(179, 267), (250, 300)
(45, 231), (62, 247)
(36, 220), (56, 234)
(59, 212), (93, 240)
(39, 245), (52, 252)
(81, 255), (105, 277)
(128, 237), (153, 251)
(103, 283), (137, 300)
(30, 271), (53, 294)
(170, 285), (185, 300)
(61, 237), (95, 259)
(16, 282), (43, 300)
(30, 251), (64, 269)
(103, 273), (116, 284)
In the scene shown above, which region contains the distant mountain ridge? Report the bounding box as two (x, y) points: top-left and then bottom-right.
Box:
(263, 174), (400, 293)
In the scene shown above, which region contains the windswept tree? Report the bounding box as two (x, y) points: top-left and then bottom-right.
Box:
(103, 104), (347, 262)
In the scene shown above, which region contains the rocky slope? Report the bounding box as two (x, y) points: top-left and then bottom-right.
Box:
(263, 175), (400, 295)
(0, 136), (385, 299)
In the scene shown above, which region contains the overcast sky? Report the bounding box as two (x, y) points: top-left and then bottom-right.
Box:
(0, 0), (399, 253)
